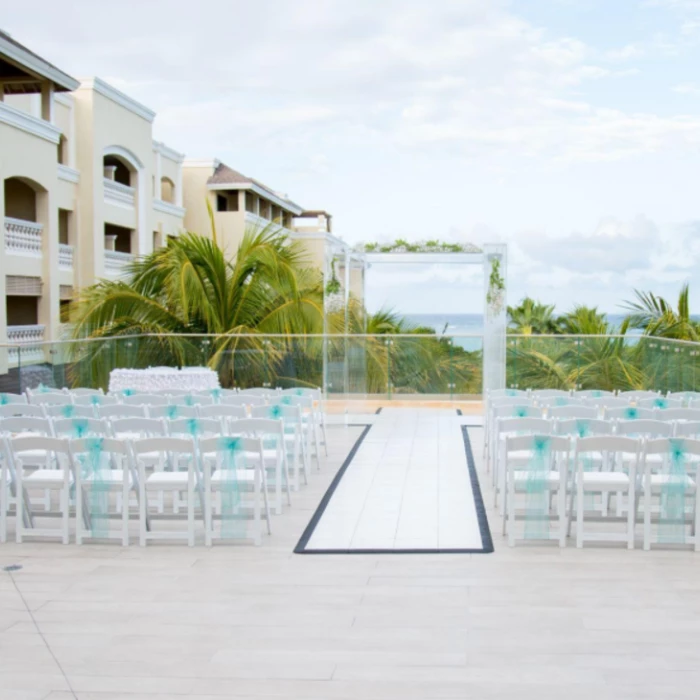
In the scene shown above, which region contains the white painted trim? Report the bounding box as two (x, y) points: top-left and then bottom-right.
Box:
(183, 159), (220, 169)
(0, 34), (79, 91)
(57, 164), (80, 183)
(153, 140), (185, 164)
(153, 199), (186, 218)
(80, 77), (155, 123)
(0, 102), (61, 144)
(287, 230), (349, 249)
(103, 144), (145, 170)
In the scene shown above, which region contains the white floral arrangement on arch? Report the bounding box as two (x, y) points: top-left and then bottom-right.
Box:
(353, 239), (481, 254)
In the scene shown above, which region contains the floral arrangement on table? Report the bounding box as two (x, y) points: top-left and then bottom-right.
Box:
(486, 256), (505, 317)
(353, 239), (482, 254)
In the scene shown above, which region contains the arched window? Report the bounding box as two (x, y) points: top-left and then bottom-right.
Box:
(160, 177), (176, 203)
(103, 155), (133, 186)
(3, 177), (41, 222)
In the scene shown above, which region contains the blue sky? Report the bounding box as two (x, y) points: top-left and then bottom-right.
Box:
(4, 0), (700, 315)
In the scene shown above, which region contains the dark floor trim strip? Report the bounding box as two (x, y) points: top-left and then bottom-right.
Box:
(294, 409), (494, 554)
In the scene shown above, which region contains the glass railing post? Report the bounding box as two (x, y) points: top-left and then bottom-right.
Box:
(263, 339), (269, 388)
(385, 338), (392, 401)
(576, 338), (581, 390)
(449, 338), (454, 400)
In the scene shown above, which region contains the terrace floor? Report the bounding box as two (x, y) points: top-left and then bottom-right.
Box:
(1, 406), (699, 699)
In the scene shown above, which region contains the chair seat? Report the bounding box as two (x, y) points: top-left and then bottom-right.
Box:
(145, 472), (189, 488)
(647, 474), (696, 490)
(513, 471), (560, 486)
(211, 470), (255, 484)
(24, 469), (72, 486)
(83, 470), (133, 486)
(579, 472), (629, 488)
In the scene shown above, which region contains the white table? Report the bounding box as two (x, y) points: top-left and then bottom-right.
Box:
(109, 367), (220, 394)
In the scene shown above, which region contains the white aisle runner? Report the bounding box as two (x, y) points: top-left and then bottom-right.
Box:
(299, 408), (492, 553)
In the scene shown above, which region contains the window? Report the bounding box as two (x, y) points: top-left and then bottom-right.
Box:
(58, 209), (70, 245)
(216, 194), (228, 212)
(60, 300), (71, 323)
(6, 296), (39, 326)
(57, 134), (68, 165)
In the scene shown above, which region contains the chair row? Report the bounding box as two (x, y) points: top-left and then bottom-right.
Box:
(500, 433), (700, 552)
(1, 433), (273, 547)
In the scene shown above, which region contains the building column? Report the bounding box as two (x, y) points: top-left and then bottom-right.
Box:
(154, 150), (162, 201)
(40, 83), (55, 123)
(483, 243), (508, 395)
(38, 189), (60, 346)
(175, 162), (183, 207)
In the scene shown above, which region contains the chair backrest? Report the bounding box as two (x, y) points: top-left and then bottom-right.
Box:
(0, 404), (46, 418)
(122, 394), (169, 406)
(548, 405), (598, 420)
(492, 404), (541, 420)
(26, 387), (65, 402)
(504, 433), (569, 454)
(167, 417), (223, 438)
(227, 417), (283, 438)
(555, 418), (614, 437)
(52, 417), (109, 438)
(73, 394), (119, 407)
(176, 394), (214, 406)
(572, 390), (615, 399)
(604, 406), (656, 421)
(251, 403), (302, 424)
(238, 388), (277, 397)
(70, 436), (131, 460)
(644, 436), (700, 455)
(0, 392), (28, 405)
(531, 389), (571, 398)
(0, 416), (53, 436)
(487, 388), (530, 400)
(222, 395), (266, 407)
(98, 405), (147, 420)
(199, 404), (247, 420)
(587, 397), (630, 409)
(147, 404), (199, 420)
(109, 417), (167, 438)
(615, 419), (673, 438)
(69, 388), (104, 397)
(672, 420), (700, 438)
(537, 396), (576, 408)
(131, 436), (197, 460)
(653, 408), (700, 422)
(575, 435), (640, 463)
(618, 390), (660, 400)
(9, 435), (72, 459)
(638, 397), (684, 410)
(495, 417), (551, 436)
(490, 396), (535, 409)
(29, 393), (73, 407)
(43, 404), (96, 419)
(198, 435), (263, 467)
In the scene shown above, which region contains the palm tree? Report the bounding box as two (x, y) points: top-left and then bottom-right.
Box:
(69, 228), (324, 388)
(623, 284), (699, 341)
(557, 305), (608, 335)
(507, 297), (560, 335)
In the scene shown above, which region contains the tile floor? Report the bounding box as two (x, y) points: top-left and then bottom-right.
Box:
(1, 407), (700, 699)
(306, 408), (486, 551)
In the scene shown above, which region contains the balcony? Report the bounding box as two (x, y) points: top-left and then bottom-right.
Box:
(104, 249), (134, 275)
(104, 179), (135, 208)
(4, 217), (43, 257)
(245, 211), (293, 235)
(7, 325), (46, 366)
(58, 243), (74, 269)
(153, 198), (186, 219)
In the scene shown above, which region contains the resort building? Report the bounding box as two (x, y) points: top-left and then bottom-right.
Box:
(0, 31), (185, 374)
(183, 160), (365, 301)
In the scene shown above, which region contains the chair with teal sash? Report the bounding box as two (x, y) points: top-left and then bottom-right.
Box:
(199, 435), (270, 546)
(227, 417), (291, 515)
(570, 436), (640, 549)
(148, 404), (199, 420)
(641, 437), (700, 551)
(548, 405), (597, 421)
(0, 393), (28, 406)
(199, 404), (247, 423)
(132, 436), (201, 546)
(280, 388), (328, 457)
(71, 437), (136, 545)
(639, 397), (684, 411)
(52, 417), (108, 439)
(504, 434), (570, 547)
(0, 404), (46, 419)
(44, 404), (95, 420)
(603, 406), (656, 422)
(98, 405), (147, 421)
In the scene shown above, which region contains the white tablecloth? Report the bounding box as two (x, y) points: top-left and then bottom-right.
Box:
(108, 367), (220, 394)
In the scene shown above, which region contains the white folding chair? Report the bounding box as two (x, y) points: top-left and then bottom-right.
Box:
(199, 435), (271, 546)
(537, 396), (576, 408)
(662, 409), (700, 424)
(199, 404), (248, 422)
(531, 390), (572, 399)
(641, 437), (700, 551)
(28, 393), (73, 407)
(618, 390), (660, 401)
(493, 416), (551, 510)
(503, 434), (570, 547)
(252, 404), (309, 491)
(488, 404), (541, 474)
(73, 394), (119, 408)
(488, 389), (530, 400)
(572, 390), (615, 400)
(132, 437), (201, 546)
(570, 436), (640, 549)
(228, 417), (291, 515)
(71, 437), (137, 546)
(639, 397), (684, 410)
(548, 405), (598, 420)
(555, 418), (614, 438)
(9, 436), (76, 544)
(588, 397), (631, 411)
(222, 395), (266, 408)
(281, 388), (328, 457)
(281, 395), (322, 471)
(674, 421), (700, 438)
(238, 388), (278, 398)
(99, 405), (147, 420)
(68, 388), (104, 397)
(26, 387), (65, 403)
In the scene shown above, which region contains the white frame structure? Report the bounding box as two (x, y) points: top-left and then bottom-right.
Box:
(323, 244), (508, 397)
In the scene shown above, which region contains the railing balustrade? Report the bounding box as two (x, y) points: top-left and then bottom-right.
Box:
(7, 325), (46, 366)
(4, 217), (43, 256)
(103, 178), (135, 207)
(58, 243), (74, 269)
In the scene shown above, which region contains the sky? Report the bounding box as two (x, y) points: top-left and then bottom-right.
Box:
(4, 0), (700, 315)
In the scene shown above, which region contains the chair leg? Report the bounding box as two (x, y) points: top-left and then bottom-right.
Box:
(122, 481), (130, 547)
(507, 474), (516, 547)
(1, 462), (7, 545)
(187, 473), (195, 547)
(558, 484), (567, 548)
(694, 490), (700, 553)
(62, 485), (70, 545)
(281, 448), (292, 506)
(254, 468), (262, 546)
(15, 467), (23, 544)
(139, 475), (147, 547)
(576, 482), (584, 548)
